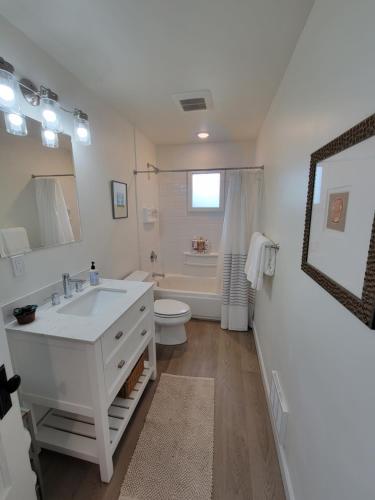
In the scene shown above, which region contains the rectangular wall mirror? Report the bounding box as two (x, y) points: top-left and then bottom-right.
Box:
(302, 114), (375, 329)
(0, 115), (81, 258)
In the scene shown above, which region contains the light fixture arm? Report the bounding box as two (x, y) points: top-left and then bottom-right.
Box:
(19, 78), (78, 116)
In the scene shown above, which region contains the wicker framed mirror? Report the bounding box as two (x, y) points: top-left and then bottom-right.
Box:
(302, 114), (375, 329)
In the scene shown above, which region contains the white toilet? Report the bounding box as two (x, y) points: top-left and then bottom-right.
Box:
(154, 299), (191, 345)
(124, 271), (191, 345)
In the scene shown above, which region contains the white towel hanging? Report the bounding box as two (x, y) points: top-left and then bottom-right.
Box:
(245, 232), (270, 290)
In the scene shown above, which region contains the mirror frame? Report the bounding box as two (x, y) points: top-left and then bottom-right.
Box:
(301, 113), (375, 329)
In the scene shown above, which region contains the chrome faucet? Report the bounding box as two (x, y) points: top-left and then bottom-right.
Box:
(62, 273), (72, 298)
(62, 273), (86, 298)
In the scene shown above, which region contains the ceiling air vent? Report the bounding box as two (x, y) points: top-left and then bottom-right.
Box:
(172, 90), (213, 112)
(180, 97), (207, 111)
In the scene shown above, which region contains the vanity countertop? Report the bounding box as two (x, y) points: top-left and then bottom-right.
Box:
(6, 279), (153, 343)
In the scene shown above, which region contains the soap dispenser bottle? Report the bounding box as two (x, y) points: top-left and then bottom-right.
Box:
(90, 261), (98, 286)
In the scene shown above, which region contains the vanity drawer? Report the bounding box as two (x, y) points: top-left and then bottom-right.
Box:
(104, 317), (153, 397)
(101, 294), (151, 362)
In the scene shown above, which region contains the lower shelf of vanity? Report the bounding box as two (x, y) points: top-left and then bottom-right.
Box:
(36, 363), (152, 464)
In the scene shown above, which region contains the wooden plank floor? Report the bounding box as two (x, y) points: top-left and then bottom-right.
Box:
(40, 320), (286, 500)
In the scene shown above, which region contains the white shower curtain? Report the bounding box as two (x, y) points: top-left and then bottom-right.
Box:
(34, 177), (74, 247)
(218, 170), (263, 331)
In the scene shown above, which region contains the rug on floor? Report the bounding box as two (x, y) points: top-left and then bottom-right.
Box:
(119, 373), (215, 500)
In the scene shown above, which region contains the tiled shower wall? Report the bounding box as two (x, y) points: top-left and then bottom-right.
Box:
(156, 141), (255, 276)
(158, 172), (224, 276)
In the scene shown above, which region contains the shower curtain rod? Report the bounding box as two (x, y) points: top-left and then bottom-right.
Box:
(134, 163), (264, 175)
(31, 174), (75, 178)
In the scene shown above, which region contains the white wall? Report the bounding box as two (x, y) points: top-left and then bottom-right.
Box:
(156, 141), (255, 275)
(254, 1), (375, 499)
(0, 16), (155, 305)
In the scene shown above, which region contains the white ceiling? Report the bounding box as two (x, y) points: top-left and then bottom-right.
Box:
(0, 0), (314, 145)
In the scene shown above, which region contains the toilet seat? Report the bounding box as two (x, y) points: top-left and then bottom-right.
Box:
(154, 299), (190, 317)
(155, 312), (189, 318)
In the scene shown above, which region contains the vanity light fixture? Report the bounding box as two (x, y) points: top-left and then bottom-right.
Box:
(41, 128), (59, 148)
(74, 109), (91, 145)
(197, 131), (209, 140)
(0, 55), (92, 147)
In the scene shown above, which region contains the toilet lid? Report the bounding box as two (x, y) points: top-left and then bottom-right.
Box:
(154, 299), (190, 317)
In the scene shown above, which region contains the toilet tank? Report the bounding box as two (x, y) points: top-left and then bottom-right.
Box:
(124, 270), (152, 282)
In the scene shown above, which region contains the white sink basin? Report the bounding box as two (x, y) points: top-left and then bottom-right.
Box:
(57, 288), (127, 317)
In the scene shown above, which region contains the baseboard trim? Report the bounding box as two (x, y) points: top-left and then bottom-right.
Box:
(253, 322), (296, 500)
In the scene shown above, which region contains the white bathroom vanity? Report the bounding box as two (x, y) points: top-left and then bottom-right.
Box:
(6, 279), (156, 482)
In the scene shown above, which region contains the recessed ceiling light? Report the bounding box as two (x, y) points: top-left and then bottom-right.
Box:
(197, 132), (209, 139)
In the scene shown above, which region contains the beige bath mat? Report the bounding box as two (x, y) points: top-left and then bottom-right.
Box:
(119, 373), (215, 500)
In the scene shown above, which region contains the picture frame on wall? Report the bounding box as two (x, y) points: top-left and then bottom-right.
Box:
(301, 113), (375, 329)
(111, 181), (128, 219)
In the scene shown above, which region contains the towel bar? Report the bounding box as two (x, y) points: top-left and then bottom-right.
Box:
(263, 234), (280, 251)
(267, 243), (280, 251)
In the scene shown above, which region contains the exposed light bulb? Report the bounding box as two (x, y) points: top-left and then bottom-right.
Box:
(40, 88), (60, 132)
(8, 113), (23, 126)
(76, 126), (88, 139)
(41, 128), (58, 148)
(197, 131), (209, 139)
(44, 130), (55, 140)
(0, 83), (15, 102)
(74, 109), (91, 145)
(42, 108), (57, 124)
(4, 112), (27, 136)
(0, 62), (17, 111)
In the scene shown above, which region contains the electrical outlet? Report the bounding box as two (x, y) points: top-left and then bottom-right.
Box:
(10, 254), (25, 277)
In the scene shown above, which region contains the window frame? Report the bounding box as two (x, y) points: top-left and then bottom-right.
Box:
(187, 170), (225, 213)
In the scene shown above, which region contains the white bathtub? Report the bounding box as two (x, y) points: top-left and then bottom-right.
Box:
(154, 274), (221, 321)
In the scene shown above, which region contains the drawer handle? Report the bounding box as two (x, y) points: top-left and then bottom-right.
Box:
(118, 360), (126, 369)
(140, 329), (147, 337)
(115, 331), (123, 340)
(140, 305), (146, 312)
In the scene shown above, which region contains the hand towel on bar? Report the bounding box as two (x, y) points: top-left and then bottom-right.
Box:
(0, 227), (31, 257)
(244, 232), (270, 290)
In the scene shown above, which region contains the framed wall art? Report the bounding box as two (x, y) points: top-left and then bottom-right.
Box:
(302, 113), (375, 329)
(111, 181), (128, 219)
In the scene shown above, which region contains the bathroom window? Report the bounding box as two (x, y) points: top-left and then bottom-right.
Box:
(188, 171), (225, 212)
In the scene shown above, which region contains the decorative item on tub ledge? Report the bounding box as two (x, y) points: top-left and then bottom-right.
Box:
(0, 56), (91, 146)
(301, 113), (375, 329)
(192, 236), (209, 253)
